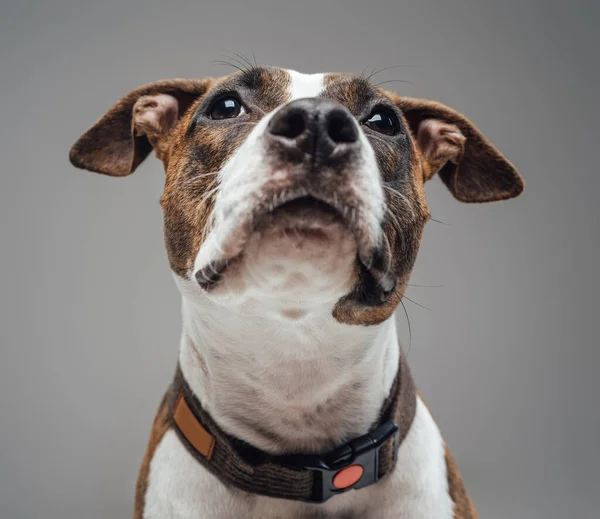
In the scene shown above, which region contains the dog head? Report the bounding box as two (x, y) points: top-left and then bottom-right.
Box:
(70, 66), (523, 325)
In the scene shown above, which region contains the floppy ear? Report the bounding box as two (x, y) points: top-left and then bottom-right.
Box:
(392, 95), (524, 203)
(69, 78), (212, 176)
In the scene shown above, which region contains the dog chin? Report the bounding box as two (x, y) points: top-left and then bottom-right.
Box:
(208, 206), (359, 306)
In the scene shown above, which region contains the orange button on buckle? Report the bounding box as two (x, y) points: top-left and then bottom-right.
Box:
(333, 464), (364, 489)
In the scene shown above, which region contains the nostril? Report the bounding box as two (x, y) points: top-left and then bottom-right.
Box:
(269, 110), (306, 140)
(327, 113), (358, 144)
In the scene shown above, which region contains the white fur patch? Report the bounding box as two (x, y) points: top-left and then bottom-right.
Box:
(143, 430), (250, 519)
(384, 397), (455, 518)
(287, 70), (325, 100)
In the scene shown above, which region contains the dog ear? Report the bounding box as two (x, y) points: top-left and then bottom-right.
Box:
(390, 95), (524, 202)
(69, 78), (213, 176)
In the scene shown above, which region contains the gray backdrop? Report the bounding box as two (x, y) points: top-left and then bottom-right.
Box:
(1, 1), (598, 518)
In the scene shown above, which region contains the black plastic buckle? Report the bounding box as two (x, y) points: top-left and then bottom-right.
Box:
(300, 420), (399, 503)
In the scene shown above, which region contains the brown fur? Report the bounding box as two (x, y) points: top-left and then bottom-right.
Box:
(445, 445), (479, 519)
(387, 92), (524, 203)
(134, 393), (171, 519)
(69, 78), (213, 176)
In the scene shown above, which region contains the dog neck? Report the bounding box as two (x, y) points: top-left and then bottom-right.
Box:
(176, 288), (400, 455)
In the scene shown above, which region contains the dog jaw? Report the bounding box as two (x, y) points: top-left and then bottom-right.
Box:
(207, 198), (360, 309)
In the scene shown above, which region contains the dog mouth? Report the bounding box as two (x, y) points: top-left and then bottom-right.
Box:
(255, 196), (345, 236)
(194, 191), (395, 295)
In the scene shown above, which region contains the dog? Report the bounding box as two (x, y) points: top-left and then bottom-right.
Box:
(70, 66), (523, 518)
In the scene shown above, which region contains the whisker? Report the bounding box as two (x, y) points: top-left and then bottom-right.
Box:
(182, 171), (218, 184)
(373, 79), (414, 87)
(363, 65), (419, 82)
(207, 260), (222, 278)
(380, 230), (394, 279)
(196, 185), (220, 206)
(211, 60), (245, 73)
(385, 206), (404, 234)
(383, 184), (409, 203)
(184, 178), (219, 200)
(368, 134), (397, 153)
(400, 299), (412, 357)
(191, 176), (218, 191)
(384, 206), (407, 254)
(223, 53), (251, 71)
(399, 282), (443, 288)
(401, 294), (430, 311)
(429, 216), (450, 226)
(383, 185), (415, 218)
(231, 51), (257, 70)
(200, 194), (220, 243)
(383, 203), (408, 254)
(201, 212), (215, 245)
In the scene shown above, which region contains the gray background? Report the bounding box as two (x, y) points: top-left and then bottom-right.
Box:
(1, 0), (598, 518)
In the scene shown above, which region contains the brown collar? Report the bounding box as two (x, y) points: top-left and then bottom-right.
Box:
(168, 355), (416, 503)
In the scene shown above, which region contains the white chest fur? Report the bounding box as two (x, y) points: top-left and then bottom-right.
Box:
(143, 397), (453, 519)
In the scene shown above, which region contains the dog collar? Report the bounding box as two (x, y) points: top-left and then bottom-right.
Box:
(168, 356), (416, 503)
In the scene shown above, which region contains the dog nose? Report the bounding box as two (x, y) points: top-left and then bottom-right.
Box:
(267, 98), (359, 165)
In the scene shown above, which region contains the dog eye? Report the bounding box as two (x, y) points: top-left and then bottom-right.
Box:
(363, 109), (399, 136)
(209, 97), (244, 120)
